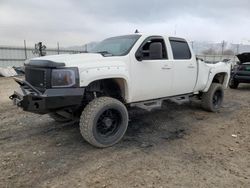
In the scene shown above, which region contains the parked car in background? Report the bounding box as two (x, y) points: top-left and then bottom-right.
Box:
(229, 53), (250, 89)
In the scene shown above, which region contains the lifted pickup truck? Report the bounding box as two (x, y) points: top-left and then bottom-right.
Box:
(10, 34), (231, 147)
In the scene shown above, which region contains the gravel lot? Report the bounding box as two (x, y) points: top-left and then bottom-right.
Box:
(0, 77), (249, 188)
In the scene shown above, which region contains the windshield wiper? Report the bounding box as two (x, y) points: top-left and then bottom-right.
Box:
(96, 51), (113, 56)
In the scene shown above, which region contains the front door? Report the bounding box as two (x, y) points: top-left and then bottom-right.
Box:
(130, 36), (174, 102)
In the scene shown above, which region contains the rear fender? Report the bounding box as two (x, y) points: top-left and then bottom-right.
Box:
(203, 63), (230, 92)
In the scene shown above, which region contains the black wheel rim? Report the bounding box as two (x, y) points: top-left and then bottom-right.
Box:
(213, 90), (222, 108)
(96, 109), (122, 137)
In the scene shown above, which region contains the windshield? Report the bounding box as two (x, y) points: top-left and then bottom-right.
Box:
(89, 35), (141, 56)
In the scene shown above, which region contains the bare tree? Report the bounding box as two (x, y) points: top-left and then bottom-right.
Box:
(223, 49), (234, 55)
(32, 42), (46, 56)
(202, 48), (218, 55)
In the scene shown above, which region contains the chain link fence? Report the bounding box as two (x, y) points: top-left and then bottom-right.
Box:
(0, 45), (85, 67)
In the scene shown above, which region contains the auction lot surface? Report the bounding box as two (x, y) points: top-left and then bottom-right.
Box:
(0, 77), (249, 188)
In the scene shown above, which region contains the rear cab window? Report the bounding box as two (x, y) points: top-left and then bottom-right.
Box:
(169, 37), (192, 60)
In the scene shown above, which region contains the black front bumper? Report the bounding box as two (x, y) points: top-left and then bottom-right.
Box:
(9, 78), (85, 114)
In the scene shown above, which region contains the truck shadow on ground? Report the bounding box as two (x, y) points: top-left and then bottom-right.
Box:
(121, 101), (202, 148)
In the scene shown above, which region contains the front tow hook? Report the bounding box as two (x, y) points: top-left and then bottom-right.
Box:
(9, 94), (22, 107)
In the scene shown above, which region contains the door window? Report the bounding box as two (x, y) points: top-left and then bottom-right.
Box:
(136, 37), (168, 60)
(169, 38), (191, 60)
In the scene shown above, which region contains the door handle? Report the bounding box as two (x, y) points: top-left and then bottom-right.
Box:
(162, 65), (171, 70)
(188, 64), (195, 68)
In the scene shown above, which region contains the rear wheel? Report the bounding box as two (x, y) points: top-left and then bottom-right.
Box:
(229, 78), (239, 89)
(80, 97), (128, 148)
(201, 83), (224, 112)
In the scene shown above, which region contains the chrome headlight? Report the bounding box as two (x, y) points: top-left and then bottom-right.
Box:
(51, 68), (78, 88)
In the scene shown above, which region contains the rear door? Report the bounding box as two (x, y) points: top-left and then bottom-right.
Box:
(169, 37), (197, 95)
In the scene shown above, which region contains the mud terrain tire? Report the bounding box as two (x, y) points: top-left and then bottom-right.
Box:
(202, 83), (224, 112)
(80, 97), (128, 148)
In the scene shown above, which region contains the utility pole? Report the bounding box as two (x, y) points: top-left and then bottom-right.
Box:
(221, 40), (225, 55)
(236, 43), (240, 54)
(191, 41), (194, 49)
(57, 42), (60, 55)
(85, 44), (88, 52)
(24, 40), (27, 59)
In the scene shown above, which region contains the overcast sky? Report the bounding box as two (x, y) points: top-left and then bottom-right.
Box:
(1, 0), (250, 47)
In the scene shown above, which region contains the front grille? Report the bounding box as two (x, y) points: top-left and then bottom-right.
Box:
(25, 66), (50, 91)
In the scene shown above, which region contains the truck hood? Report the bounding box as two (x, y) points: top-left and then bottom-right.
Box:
(26, 53), (126, 69)
(237, 53), (250, 64)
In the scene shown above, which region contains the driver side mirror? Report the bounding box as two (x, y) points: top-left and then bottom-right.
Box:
(135, 50), (143, 61)
(149, 42), (163, 60)
(135, 41), (163, 61)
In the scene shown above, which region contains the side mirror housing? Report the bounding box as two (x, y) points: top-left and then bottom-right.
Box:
(135, 50), (143, 61)
(149, 42), (163, 60)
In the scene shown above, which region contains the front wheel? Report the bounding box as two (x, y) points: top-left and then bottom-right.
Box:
(80, 97), (128, 148)
(201, 83), (224, 112)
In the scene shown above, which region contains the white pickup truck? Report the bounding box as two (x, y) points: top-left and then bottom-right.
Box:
(10, 34), (231, 147)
